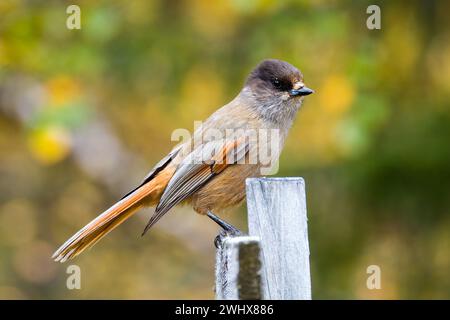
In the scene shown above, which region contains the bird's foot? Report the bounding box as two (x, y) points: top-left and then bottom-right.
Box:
(214, 227), (245, 248)
(207, 211), (244, 248)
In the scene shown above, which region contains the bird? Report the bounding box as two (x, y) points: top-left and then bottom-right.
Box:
(52, 59), (314, 262)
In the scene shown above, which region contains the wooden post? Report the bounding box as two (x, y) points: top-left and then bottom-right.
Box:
(215, 236), (262, 300)
(214, 177), (311, 300)
(246, 177), (311, 300)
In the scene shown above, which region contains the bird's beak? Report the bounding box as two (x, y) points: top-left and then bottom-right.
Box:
(289, 86), (314, 97)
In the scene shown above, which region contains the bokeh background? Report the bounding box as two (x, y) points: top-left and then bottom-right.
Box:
(0, 0), (449, 299)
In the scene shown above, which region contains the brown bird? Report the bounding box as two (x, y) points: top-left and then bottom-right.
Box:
(53, 59), (314, 262)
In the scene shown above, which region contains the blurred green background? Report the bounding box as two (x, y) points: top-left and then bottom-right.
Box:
(0, 0), (449, 299)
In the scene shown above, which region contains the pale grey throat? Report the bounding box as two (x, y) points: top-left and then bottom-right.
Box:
(240, 86), (303, 129)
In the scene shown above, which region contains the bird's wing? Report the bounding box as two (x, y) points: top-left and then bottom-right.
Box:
(52, 144), (184, 262)
(142, 137), (250, 234)
(120, 144), (183, 200)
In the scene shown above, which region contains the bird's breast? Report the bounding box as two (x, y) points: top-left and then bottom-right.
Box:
(189, 163), (261, 215)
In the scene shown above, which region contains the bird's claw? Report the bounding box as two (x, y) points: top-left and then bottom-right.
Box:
(207, 211), (244, 248)
(214, 227), (244, 249)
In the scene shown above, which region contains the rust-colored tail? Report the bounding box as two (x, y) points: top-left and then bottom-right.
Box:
(53, 169), (173, 262)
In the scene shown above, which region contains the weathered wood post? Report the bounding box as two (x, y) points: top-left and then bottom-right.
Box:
(215, 177), (311, 300)
(246, 177), (311, 299)
(215, 236), (262, 300)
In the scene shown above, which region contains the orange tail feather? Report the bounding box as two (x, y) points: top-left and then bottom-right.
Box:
(53, 169), (172, 262)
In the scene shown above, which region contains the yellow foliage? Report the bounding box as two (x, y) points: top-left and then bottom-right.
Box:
(46, 76), (81, 106)
(27, 126), (72, 165)
(319, 74), (355, 116)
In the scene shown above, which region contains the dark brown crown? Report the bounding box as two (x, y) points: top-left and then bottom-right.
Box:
(246, 59), (303, 92)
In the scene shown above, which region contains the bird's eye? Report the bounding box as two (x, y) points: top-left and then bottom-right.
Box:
(272, 78), (282, 89)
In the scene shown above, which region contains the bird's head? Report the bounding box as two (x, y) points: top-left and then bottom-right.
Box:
(244, 59), (314, 121)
